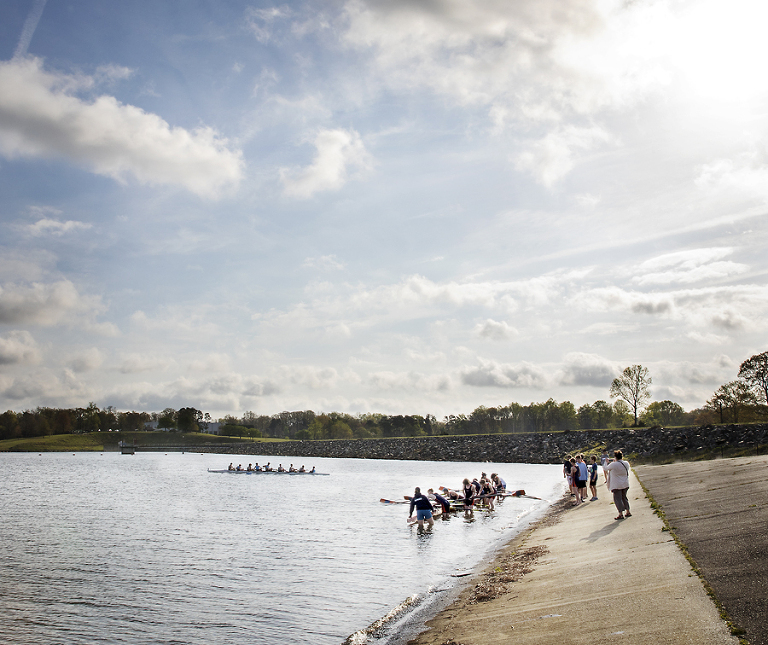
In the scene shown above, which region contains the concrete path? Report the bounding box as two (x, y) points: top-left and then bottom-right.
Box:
(636, 455), (768, 645)
(408, 471), (737, 645)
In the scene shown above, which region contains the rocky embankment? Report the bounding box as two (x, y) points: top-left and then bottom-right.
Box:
(198, 423), (768, 464)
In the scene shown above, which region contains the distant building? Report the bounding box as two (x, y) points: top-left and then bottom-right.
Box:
(143, 420), (161, 431)
(201, 422), (220, 435)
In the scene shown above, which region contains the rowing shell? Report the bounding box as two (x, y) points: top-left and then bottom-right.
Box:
(207, 469), (329, 475)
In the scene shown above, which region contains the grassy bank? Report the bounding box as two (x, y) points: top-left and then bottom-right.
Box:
(0, 431), (287, 452)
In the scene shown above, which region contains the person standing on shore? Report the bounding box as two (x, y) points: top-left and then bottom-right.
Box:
(604, 450), (632, 520)
(563, 456), (574, 496)
(575, 455), (589, 503)
(588, 455), (599, 501)
(408, 487), (434, 528)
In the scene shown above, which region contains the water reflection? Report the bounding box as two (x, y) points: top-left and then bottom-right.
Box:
(0, 452), (564, 645)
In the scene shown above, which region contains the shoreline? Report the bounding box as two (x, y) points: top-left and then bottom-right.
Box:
(404, 468), (737, 645)
(400, 493), (572, 645)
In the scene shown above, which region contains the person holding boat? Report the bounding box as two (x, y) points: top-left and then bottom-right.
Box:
(427, 488), (451, 514)
(409, 487), (434, 528)
(462, 478), (475, 514)
(479, 478), (496, 510)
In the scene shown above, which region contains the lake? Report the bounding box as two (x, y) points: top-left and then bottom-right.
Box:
(0, 451), (565, 644)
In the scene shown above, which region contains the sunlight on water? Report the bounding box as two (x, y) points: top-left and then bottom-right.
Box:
(0, 452), (565, 644)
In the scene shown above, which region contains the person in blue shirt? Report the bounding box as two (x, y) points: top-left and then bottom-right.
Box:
(575, 455), (589, 503)
(408, 487), (434, 528)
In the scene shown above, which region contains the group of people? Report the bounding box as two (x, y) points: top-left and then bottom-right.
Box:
(563, 454), (600, 504)
(227, 462), (315, 473)
(408, 472), (508, 528)
(563, 450), (632, 520)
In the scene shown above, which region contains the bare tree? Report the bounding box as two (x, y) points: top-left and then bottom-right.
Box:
(610, 365), (652, 426)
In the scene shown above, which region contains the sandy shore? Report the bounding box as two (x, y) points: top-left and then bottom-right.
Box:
(406, 467), (738, 645)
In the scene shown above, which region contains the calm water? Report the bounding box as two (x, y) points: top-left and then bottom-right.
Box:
(0, 452), (565, 644)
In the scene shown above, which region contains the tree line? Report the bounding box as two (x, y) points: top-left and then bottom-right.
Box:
(1, 351), (766, 442)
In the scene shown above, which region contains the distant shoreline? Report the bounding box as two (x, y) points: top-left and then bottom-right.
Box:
(2, 423), (766, 465)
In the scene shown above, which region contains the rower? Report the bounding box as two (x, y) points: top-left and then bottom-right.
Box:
(236, 464), (243, 471)
(246, 463), (253, 471)
(310, 466), (316, 473)
(277, 464), (285, 472)
(228, 463), (235, 471)
(289, 464), (297, 472)
(299, 465), (306, 472)
(427, 488), (451, 514)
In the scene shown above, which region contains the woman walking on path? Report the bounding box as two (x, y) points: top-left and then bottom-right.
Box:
(604, 450), (632, 520)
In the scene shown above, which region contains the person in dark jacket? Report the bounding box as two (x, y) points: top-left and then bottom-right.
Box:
(408, 487), (434, 528)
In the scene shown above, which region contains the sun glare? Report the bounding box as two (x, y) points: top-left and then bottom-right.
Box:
(669, 0), (768, 104)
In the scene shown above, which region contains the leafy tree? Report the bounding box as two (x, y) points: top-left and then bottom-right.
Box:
(577, 404), (596, 429)
(592, 400), (613, 428)
(738, 351), (768, 407)
(706, 381), (757, 423)
(610, 365), (652, 426)
(641, 400), (685, 426)
(157, 408), (177, 430)
(177, 407), (199, 432)
(610, 400), (634, 428)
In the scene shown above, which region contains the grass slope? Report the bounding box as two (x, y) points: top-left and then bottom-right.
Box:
(0, 431), (285, 452)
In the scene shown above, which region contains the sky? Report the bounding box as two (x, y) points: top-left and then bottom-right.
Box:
(1, 0), (767, 420)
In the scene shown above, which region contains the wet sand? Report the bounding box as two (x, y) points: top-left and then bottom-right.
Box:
(406, 466), (739, 645)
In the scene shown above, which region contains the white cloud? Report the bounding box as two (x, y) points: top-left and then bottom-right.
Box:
(368, 370), (451, 392)
(0, 280), (102, 326)
(633, 248), (748, 285)
(575, 284), (768, 333)
(281, 365), (339, 389)
(94, 64), (134, 84)
(0, 330), (40, 366)
(188, 353), (232, 373)
(118, 353), (174, 374)
(515, 124), (613, 186)
(460, 359), (548, 389)
(0, 58), (243, 198)
(474, 319), (517, 340)
(696, 150), (768, 202)
(24, 217), (92, 237)
(68, 347), (103, 373)
(556, 352), (616, 387)
(281, 128), (371, 198)
(245, 5), (293, 43)
(303, 255), (346, 271)
(341, 0), (673, 123)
